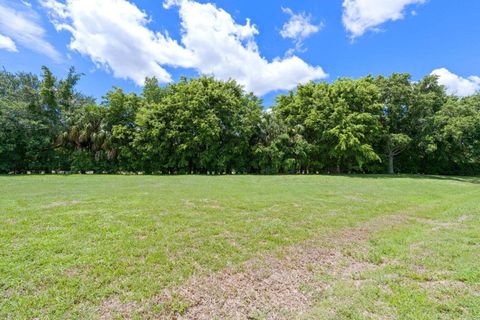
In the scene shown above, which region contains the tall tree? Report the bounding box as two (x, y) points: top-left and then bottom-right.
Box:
(406, 75), (447, 173)
(375, 74), (414, 174)
(2, 66), (480, 175)
(431, 96), (480, 174)
(326, 77), (382, 172)
(134, 76), (262, 173)
(276, 77), (382, 173)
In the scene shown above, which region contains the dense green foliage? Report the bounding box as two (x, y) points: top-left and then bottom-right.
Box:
(1, 67), (479, 174)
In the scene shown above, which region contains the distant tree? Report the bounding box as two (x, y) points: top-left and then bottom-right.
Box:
(142, 77), (167, 104)
(406, 75), (448, 173)
(276, 77), (382, 173)
(325, 77), (382, 172)
(57, 66), (85, 111)
(105, 87), (141, 171)
(39, 67), (56, 106)
(1, 66), (479, 175)
(275, 82), (327, 171)
(253, 111), (287, 174)
(134, 76), (262, 173)
(0, 67), (90, 172)
(431, 96), (480, 174)
(375, 74), (414, 174)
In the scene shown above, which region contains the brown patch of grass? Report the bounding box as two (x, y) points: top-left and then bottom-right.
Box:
(419, 279), (469, 290)
(144, 214), (411, 320)
(458, 215), (472, 223)
(99, 298), (140, 320)
(63, 266), (81, 278)
(182, 199), (224, 210)
(42, 200), (81, 209)
(95, 214), (410, 319)
(415, 217), (460, 231)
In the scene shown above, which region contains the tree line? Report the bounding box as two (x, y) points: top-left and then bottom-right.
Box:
(1, 67), (479, 175)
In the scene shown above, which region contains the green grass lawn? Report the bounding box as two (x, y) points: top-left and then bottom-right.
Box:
(1, 175), (479, 319)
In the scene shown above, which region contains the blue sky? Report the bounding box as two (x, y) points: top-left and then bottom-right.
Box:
(1, 0), (480, 106)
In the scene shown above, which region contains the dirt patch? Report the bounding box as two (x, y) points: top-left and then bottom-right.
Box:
(42, 200), (81, 209)
(146, 214), (410, 320)
(415, 217), (459, 231)
(417, 279), (480, 305)
(343, 195), (366, 202)
(419, 279), (469, 290)
(182, 199), (224, 210)
(95, 214), (410, 319)
(100, 298), (140, 320)
(63, 266), (81, 278)
(458, 215), (472, 223)
(182, 199), (195, 208)
(415, 214), (474, 229)
(158, 248), (335, 319)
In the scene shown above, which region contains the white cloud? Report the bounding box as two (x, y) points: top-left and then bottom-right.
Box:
(342, 0), (425, 38)
(41, 0), (194, 84)
(0, 33), (17, 52)
(431, 68), (480, 97)
(20, 1), (32, 8)
(0, 0), (60, 59)
(280, 7), (322, 50)
(42, 0), (327, 95)
(172, 0), (327, 95)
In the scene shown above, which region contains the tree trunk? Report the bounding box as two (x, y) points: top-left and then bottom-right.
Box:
(388, 153), (394, 174)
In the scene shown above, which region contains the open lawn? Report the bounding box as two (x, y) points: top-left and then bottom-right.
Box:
(1, 175), (479, 319)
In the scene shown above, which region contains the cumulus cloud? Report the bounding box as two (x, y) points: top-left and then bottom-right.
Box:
(41, 0), (194, 84)
(431, 68), (480, 97)
(342, 0), (425, 38)
(0, 0), (60, 59)
(0, 33), (17, 52)
(280, 7), (322, 52)
(42, 0), (327, 95)
(171, 0), (327, 95)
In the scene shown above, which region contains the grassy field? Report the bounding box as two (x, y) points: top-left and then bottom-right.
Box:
(1, 175), (479, 319)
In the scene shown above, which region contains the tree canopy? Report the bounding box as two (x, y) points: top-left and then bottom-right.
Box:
(1, 67), (479, 175)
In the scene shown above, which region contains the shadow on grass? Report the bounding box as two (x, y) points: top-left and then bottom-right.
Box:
(340, 174), (480, 185)
(0, 173), (479, 184)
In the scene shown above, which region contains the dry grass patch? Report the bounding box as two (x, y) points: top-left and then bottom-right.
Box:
(144, 214), (410, 320)
(42, 199), (81, 209)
